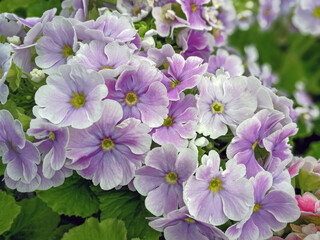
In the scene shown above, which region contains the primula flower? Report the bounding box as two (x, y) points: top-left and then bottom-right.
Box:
(227, 109), (285, 178)
(197, 70), (257, 139)
(147, 44), (175, 67)
(258, 0), (281, 30)
(0, 13), (25, 38)
(296, 192), (320, 220)
(226, 171), (300, 240)
(0, 110), (40, 184)
(67, 100), (152, 190)
(75, 11), (137, 44)
(149, 207), (228, 240)
(27, 107), (69, 179)
(292, 0), (320, 35)
(35, 16), (78, 72)
(177, 0), (211, 30)
(0, 43), (12, 104)
(177, 29), (214, 62)
(152, 94), (198, 149)
(35, 64), (108, 129)
(184, 150), (254, 225)
(105, 61), (169, 128)
(60, 0), (88, 22)
(152, 3), (189, 37)
(117, 0), (152, 22)
(134, 144), (198, 216)
(162, 54), (207, 101)
(68, 40), (133, 78)
(207, 49), (244, 77)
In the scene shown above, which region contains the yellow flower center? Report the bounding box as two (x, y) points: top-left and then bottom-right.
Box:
(208, 177), (223, 194)
(264, 6), (271, 16)
(313, 6), (320, 18)
(165, 172), (178, 184)
(61, 44), (74, 61)
(253, 203), (263, 213)
(8, 141), (18, 154)
(251, 138), (260, 151)
(125, 91), (139, 107)
(184, 217), (195, 224)
(100, 65), (114, 70)
(69, 92), (86, 109)
(49, 131), (55, 141)
(211, 100), (225, 114)
(162, 116), (174, 128)
(191, 3), (197, 13)
(133, 7), (141, 16)
(101, 138), (115, 152)
(170, 79), (181, 89)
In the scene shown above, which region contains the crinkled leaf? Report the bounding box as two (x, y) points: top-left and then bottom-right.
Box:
(7, 197), (60, 240)
(0, 190), (21, 235)
(297, 169), (320, 192)
(96, 187), (161, 240)
(48, 224), (75, 240)
(62, 218), (127, 240)
(37, 175), (99, 217)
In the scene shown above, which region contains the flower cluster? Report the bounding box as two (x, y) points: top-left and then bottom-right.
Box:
(0, 0), (319, 239)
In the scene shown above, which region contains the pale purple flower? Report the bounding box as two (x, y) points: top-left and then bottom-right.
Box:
(226, 171), (300, 240)
(134, 144), (198, 216)
(0, 110), (40, 184)
(244, 45), (260, 76)
(117, 0), (153, 22)
(236, 10), (254, 30)
(14, 8), (56, 28)
(60, 0), (89, 21)
(75, 11), (137, 43)
(184, 150), (254, 225)
(68, 40), (133, 78)
(147, 44), (175, 67)
(197, 70), (257, 139)
(67, 100), (151, 190)
(258, 0), (281, 30)
(292, 0), (320, 35)
(227, 109), (295, 178)
(149, 207), (228, 240)
(35, 16), (78, 71)
(259, 64), (278, 88)
(105, 61), (169, 128)
(152, 94), (198, 149)
(177, 29), (214, 62)
(177, 0), (211, 30)
(0, 43), (12, 104)
(162, 54), (207, 101)
(152, 3), (189, 37)
(208, 49), (244, 77)
(27, 107), (69, 179)
(35, 64), (108, 129)
(0, 13), (25, 38)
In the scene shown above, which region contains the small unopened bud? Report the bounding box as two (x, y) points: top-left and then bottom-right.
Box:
(7, 36), (21, 45)
(30, 68), (45, 83)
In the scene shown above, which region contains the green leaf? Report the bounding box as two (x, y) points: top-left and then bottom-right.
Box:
(0, 34), (6, 43)
(37, 175), (99, 217)
(0, 190), (21, 235)
(297, 169), (320, 192)
(306, 141), (320, 159)
(17, 110), (32, 131)
(62, 218), (127, 240)
(7, 197), (60, 240)
(0, 159), (5, 175)
(88, 6), (99, 20)
(6, 62), (23, 91)
(48, 224), (76, 240)
(97, 188), (161, 240)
